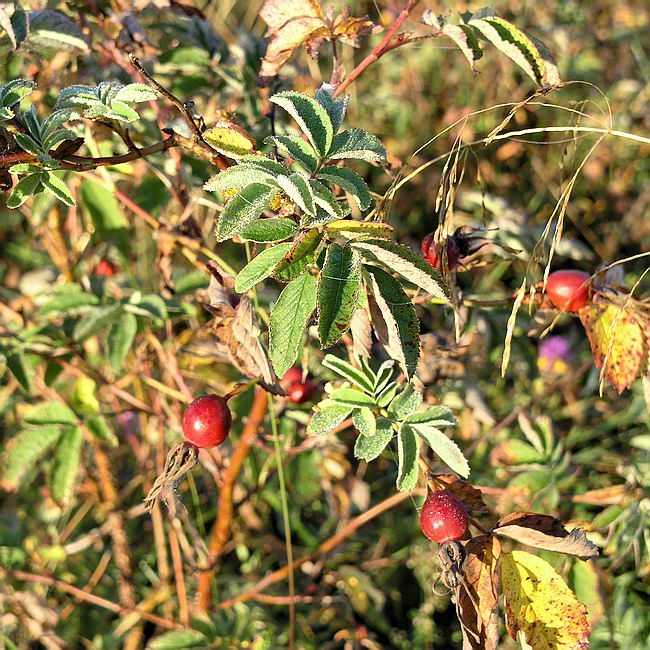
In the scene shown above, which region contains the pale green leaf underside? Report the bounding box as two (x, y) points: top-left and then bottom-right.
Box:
(355, 418), (394, 462)
(397, 424), (419, 491)
(408, 422), (469, 478)
(307, 401), (353, 436)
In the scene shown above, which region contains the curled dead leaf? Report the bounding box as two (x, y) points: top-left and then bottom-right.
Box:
(431, 474), (488, 512)
(258, 0), (381, 79)
(494, 512), (598, 560)
(457, 535), (501, 650)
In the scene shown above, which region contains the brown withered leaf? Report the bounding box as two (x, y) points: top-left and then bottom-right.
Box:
(259, 0), (327, 78)
(350, 305), (372, 358)
(205, 263), (284, 395)
(331, 6), (383, 46)
(259, 0), (381, 79)
(494, 512), (598, 560)
(431, 474), (488, 512)
(579, 299), (648, 394)
(457, 535), (501, 650)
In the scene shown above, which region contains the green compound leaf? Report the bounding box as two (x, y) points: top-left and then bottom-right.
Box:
(318, 244), (361, 347)
(147, 629), (210, 649)
(353, 237), (449, 300)
(305, 179), (345, 224)
(322, 354), (375, 393)
(36, 291), (100, 316)
(273, 229), (323, 283)
(21, 401), (77, 425)
(6, 173), (42, 209)
(239, 218), (298, 243)
(0, 79), (37, 109)
(354, 417), (394, 461)
(235, 242), (292, 293)
(107, 312), (138, 373)
(352, 407), (376, 437)
(203, 163), (279, 192)
(266, 135), (318, 173)
(315, 83), (349, 133)
(72, 304), (124, 342)
(50, 426), (83, 505)
(421, 11), (483, 71)
(277, 172), (316, 215)
(86, 415), (118, 448)
(387, 384), (423, 421)
(270, 91), (334, 157)
(404, 405), (457, 428)
(465, 9), (560, 86)
(408, 421), (469, 478)
(397, 423), (419, 491)
(5, 349), (34, 393)
(269, 272), (317, 377)
(366, 266), (420, 379)
(329, 388), (377, 408)
(316, 166), (372, 211)
(0, 425), (62, 491)
(40, 171), (75, 206)
(80, 180), (130, 254)
(307, 400), (353, 436)
(327, 128), (386, 163)
(216, 182), (277, 242)
(26, 9), (90, 56)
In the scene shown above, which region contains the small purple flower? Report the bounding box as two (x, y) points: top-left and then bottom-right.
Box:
(538, 335), (572, 373)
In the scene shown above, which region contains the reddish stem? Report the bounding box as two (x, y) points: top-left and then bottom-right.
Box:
(335, 0), (417, 96)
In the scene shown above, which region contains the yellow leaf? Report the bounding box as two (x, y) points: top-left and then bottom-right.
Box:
(579, 302), (647, 393)
(203, 121), (256, 158)
(71, 376), (100, 415)
(501, 550), (590, 650)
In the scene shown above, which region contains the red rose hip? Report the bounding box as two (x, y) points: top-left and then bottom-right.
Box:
(420, 490), (469, 543)
(281, 366), (304, 387)
(182, 394), (232, 448)
(95, 260), (116, 278)
(546, 270), (591, 312)
(287, 380), (316, 404)
(421, 233), (461, 272)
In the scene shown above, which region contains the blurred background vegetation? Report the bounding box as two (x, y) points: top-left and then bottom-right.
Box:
(0, 0), (648, 648)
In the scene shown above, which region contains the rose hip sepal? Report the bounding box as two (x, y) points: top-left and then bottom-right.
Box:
(546, 270), (591, 313)
(420, 490), (469, 543)
(182, 394), (232, 448)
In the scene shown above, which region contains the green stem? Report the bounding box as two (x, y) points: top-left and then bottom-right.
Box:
(268, 393), (295, 649)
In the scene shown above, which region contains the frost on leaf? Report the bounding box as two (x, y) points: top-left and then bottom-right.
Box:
(501, 551), (591, 650)
(579, 301), (648, 394)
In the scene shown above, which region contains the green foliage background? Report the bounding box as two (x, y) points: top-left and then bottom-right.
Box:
(0, 0), (648, 648)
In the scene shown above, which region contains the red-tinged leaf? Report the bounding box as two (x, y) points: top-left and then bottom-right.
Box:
(494, 512), (599, 560)
(457, 535), (501, 650)
(501, 551), (590, 649)
(431, 474), (488, 512)
(579, 301), (648, 393)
